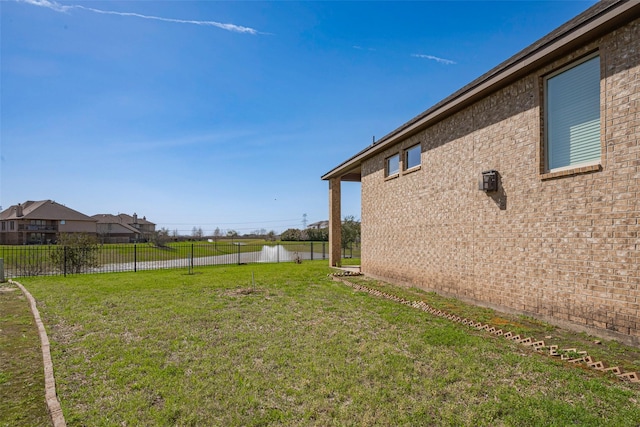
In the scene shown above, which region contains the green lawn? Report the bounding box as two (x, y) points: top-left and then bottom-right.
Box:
(0, 241), (337, 275)
(0, 285), (50, 427)
(6, 261), (640, 426)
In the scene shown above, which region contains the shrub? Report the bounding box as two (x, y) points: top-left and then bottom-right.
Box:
(280, 228), (303, 241)
(50, 233), (100, 274)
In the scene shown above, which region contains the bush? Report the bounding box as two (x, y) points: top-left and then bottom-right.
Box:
(280, 228), (328, 242)
(280, 228), (303, 241)
(306, 227), (328, 241)
(50, 233), (100, 274)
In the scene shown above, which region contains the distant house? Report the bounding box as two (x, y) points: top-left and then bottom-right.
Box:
(323, 2), (640, 345)
(0, 200), (97, 245)
(92, 213), (156, 243)
(307, 220), (329, 230)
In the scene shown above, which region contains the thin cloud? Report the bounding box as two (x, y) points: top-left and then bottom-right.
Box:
(20, 0), (69, 12)
(352, 45), (376, 52)
(412, 54), (456, 65)
(17, 0), (263, 34)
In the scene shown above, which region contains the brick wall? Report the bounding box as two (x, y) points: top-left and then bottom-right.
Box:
(361, 18), (640, 345)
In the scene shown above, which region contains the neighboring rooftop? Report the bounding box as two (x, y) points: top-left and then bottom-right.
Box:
(92, 213), (155, 226)
(0, 200), (96, 222)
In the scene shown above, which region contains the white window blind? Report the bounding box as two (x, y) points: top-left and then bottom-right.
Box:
(546, 55), (601, 171)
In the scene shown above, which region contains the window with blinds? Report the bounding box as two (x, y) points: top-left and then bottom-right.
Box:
(545, 54), (601, 172)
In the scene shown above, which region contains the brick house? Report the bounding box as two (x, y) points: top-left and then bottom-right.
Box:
(0, 200), (97, 245)
(92, 213), (156, 243)
(322, 1), (640, 345)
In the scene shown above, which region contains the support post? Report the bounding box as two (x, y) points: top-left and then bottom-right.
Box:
(190, 243), (194, 273)
(0, 258), (4, 282)
(329, 177), (342, 267)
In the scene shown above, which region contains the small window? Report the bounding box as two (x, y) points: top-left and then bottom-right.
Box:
(385, 154), (400, 177)
(404, 144), (421, 170)
(545, 54), (601, 172)
(9, 221), (15, 230)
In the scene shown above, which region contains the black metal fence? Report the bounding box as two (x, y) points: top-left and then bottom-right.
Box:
(0, 241), (361, 278)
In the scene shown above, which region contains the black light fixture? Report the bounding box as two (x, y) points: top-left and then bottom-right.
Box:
(479, 170), (499, 192)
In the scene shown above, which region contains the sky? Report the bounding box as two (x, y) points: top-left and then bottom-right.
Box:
(1, 0), (597, 235)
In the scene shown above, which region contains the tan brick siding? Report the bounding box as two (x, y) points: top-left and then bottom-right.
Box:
(361, 19), (640, 344)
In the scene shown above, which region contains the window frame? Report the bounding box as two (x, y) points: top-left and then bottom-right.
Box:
(385, 153), (400, 178)
(543, 52), (602, 175)
(403, 143), (422, 172)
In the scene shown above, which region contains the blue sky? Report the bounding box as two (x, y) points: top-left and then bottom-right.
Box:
(1, 0), (596, 235)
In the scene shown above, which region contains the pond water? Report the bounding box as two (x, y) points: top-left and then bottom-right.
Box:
(258, 245), (293, 262)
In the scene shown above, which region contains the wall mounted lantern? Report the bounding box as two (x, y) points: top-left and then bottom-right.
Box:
(479, 170), (499, 192)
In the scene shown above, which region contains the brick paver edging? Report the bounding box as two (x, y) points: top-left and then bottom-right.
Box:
(331, 274), (639, 384)
(9, 280), (66, 427)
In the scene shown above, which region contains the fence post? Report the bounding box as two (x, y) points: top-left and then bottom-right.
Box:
(0, 258), (4, 282)
(63, 246), (67, 277)
(237, 243), (241, 265)
(322, 242), (326, 260)
(134, 244), (137, 273)
(310, 242), (314, 261)
(191, 244), (194, 273)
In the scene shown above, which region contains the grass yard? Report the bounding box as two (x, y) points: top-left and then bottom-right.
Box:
(0, 241), (340, 277)
(0, 284), (50, 426)
(7, 261), (640, 426)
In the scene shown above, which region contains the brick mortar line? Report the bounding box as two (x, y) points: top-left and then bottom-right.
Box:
(331, 274), (639, 384)
(10, 280), (66, 427)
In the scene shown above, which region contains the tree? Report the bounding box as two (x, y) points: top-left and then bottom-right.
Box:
(151, 227), (170, 248)
(306, 227), (328, 241)
(50, 233), (100, 274)
(280, 228), (302, 241)
(341, 216), (361, 249)
(213, 227), (221, 248)
(191, 227), (204, 240)
(266, 230), (276, 242)
(227, 229), (238, 243)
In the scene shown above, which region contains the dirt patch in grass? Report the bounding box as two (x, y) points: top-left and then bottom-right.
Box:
(226, 287), (263, 296)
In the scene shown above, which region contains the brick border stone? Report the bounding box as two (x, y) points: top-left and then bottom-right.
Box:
(10, 279), (66, 427)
